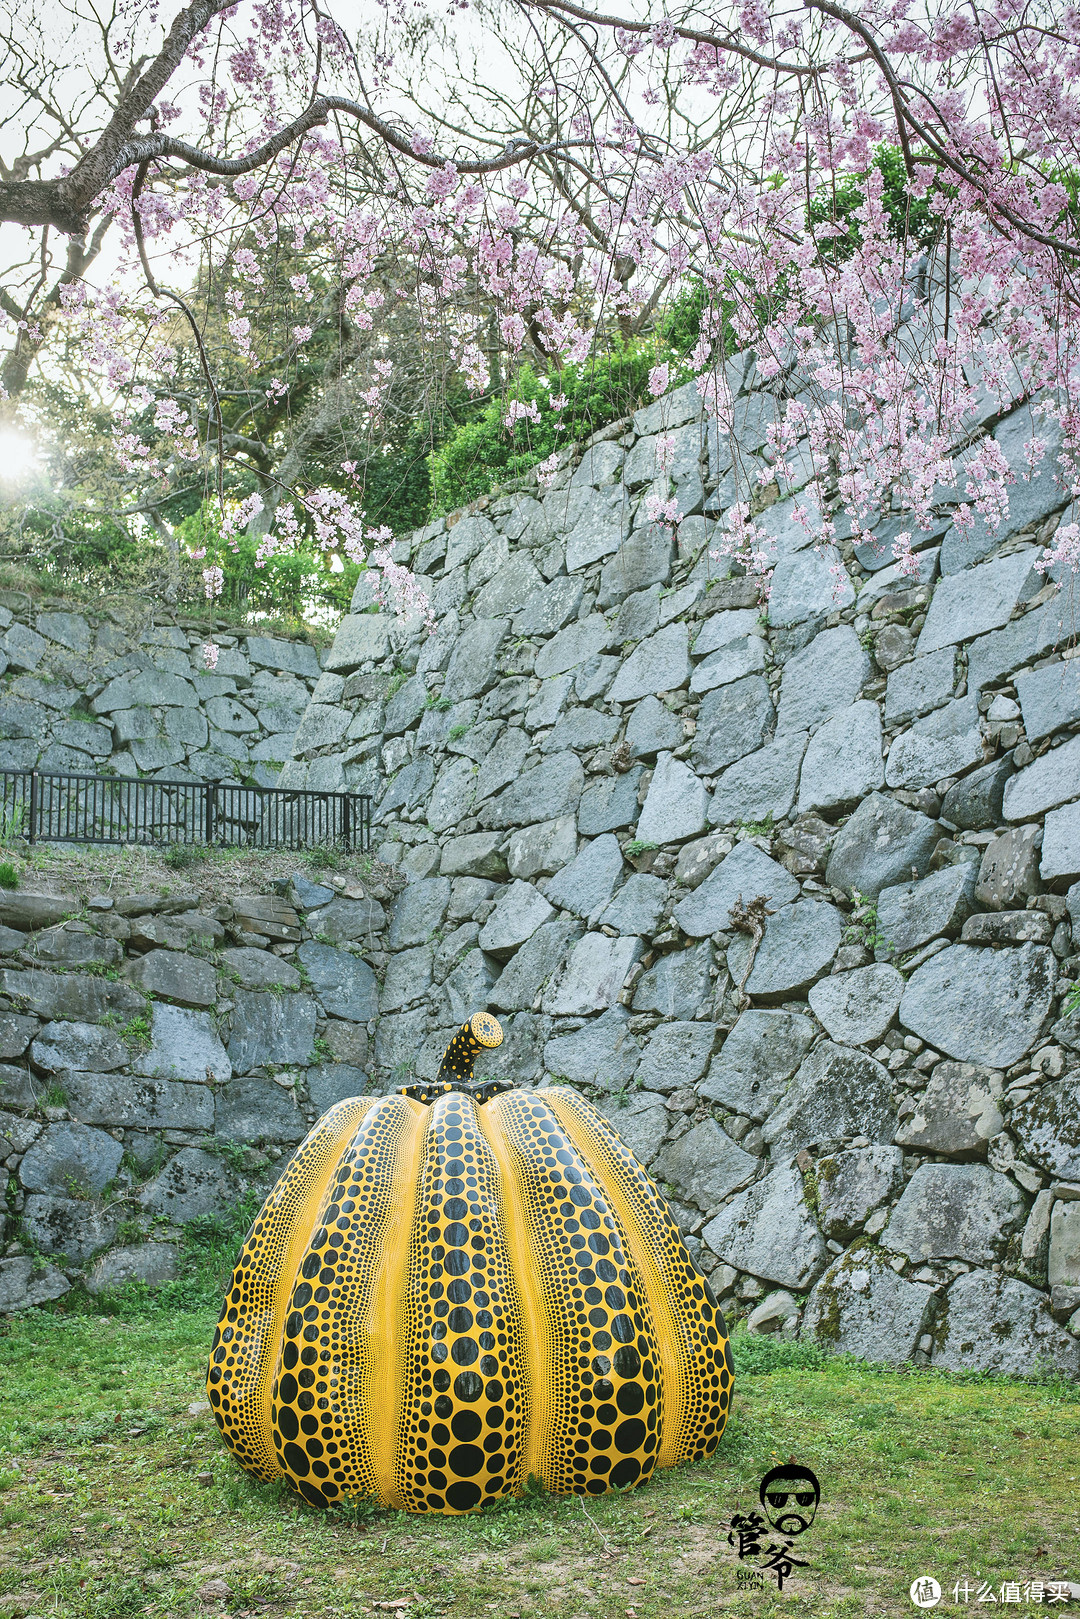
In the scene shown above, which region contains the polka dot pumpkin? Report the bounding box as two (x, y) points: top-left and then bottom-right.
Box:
(207, 1011), (733, 1512)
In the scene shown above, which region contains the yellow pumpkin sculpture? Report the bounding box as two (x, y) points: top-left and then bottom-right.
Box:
(207, 1012), (732, 1512)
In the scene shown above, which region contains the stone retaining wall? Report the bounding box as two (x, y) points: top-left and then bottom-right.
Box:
(3, 366), (1080, 1378)
(268, 367), (1080, 1374)
(0, 599), (324, 784)
(0, 869), (392, 1307)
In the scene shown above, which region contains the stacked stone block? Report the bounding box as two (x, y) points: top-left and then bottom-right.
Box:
(0, 603), (322, 786)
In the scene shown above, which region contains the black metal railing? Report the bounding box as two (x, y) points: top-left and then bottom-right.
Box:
(0, 769), (372, 853)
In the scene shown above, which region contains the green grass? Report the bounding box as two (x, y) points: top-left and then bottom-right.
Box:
(0, 1300), (1075, 1619)
(161, 845), (204, 872)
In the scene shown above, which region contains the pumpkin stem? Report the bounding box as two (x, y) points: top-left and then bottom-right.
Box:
(396, 1012), (509, 1104)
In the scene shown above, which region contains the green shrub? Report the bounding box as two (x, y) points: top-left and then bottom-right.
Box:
(429, 344), (666, 514)
(808, 143), (940, 261)
(305, 845), (342, 872)
(730, 1330), (826, 1376)
(0, 862), (18, 890)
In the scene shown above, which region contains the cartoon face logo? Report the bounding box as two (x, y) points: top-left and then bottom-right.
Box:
(758, 1464), (821, 1536)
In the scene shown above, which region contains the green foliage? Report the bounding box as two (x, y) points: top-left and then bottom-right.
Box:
(162, 843), (204, 871)
(0, 862), (18, 890)
(120, 1016), (152, 1052)
(446, 722), (470, 742)
(120, 1144), (166, 1184)
(808, 144), (940, 262)
(844, 890), (891, 955)
(0, 806), (24, 845)
(167, 1189), (263, 1309)
(201, 1138), (251, 1174)
(428, 344), (664, 514)
(623, 839), (659, 858)
(175, 505), (358, 621)
(729, 1330), (826, 1376)
(357, 419), (438, 537)
(737, 814), (774, 838)
(655, 276), (742, 362)
(305, 845), (342, 872)
(656, 276), (711, 356)
(43, 1083), (68, 1108)
(1061, 981), (1080, 1018)
(1, 499), (148, 595)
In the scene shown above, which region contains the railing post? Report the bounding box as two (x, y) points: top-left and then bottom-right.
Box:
(27, 771), (38, 845)
(204, 781), (216, 846)
(342, 793), (352, 853)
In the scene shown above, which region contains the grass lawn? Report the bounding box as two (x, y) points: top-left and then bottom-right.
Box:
(0, 1300), (1076, 1619)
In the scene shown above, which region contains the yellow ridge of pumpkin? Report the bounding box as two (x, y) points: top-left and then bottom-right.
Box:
(545, 1088), (733, 1469)
(261, 1093), (424, 1509)
(393, 1092), (530, 1513)
(481, 1088), (664, 1498)
(476, 1092), (555, 1491)
(360, 1095), (428, 1509)
(205, 1095), (374, 1480)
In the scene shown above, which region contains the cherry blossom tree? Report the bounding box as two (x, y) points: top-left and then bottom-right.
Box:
(3, 0), (1080, 629)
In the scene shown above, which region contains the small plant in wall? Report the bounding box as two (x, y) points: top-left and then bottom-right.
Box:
(844, 890), (890, 955)
(737, 814), (774, 839)
(120, 1015), (153, 1052)
(203, 1138), (253, 1173)
(623, 839), (658, 858)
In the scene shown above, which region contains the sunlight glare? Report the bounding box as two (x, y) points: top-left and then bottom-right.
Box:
(0, 432), (38, 484)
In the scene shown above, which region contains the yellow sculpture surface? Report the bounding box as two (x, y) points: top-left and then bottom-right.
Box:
(207, 1012), (732, 1512)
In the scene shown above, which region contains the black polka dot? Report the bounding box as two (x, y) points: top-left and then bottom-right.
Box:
(454, 1370), (483, 1402)
(283, 1442), (310, 1476)
(445, 1480), (482, 1511)
(451, 1410), (482, 1442)
(448, 1444), (485, 1477)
